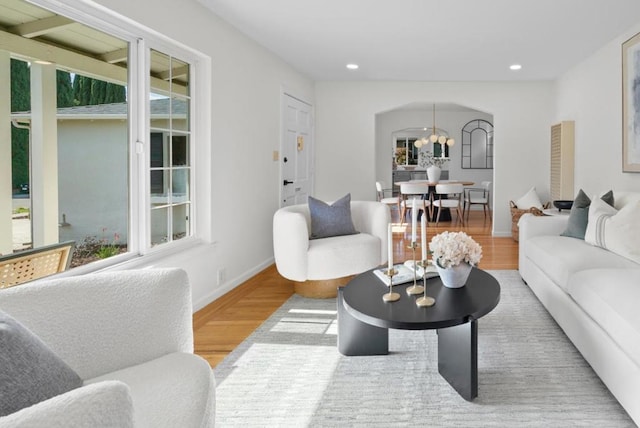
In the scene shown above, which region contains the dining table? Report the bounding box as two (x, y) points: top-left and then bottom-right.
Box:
(394, 179), (475, 222)
(394, 179), (475, 187)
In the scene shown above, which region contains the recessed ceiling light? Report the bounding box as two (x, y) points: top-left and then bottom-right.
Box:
(510, 64), (522, 71)
(346, 63), (359, 70)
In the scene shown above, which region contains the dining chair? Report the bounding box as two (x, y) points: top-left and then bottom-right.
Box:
(464, 181), (492, 222)
(432, 183), (464, 225)
(399, 182), (430, 225)
(376, 181), (399, 218)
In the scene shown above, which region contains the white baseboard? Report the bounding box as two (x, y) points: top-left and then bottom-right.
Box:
(193, 257), (275, 311)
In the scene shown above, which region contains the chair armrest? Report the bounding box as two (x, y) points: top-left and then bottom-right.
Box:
(273, 209), (310, 281)
(0, 268), (193, 380)
(351, 201), (391, 264)
(464, 187), (486, 198)
(0, 381), (133, 428)
(518, 213), (569, 242)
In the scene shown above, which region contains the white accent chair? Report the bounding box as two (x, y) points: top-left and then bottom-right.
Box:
(432, 183), (465, 225)
(0, 268), (215, 428)
(273, 201), (390, 297)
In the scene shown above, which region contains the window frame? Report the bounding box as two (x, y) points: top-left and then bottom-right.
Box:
(25, 0), (212, 271)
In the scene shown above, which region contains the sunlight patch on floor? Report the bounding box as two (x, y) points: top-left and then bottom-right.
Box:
(270, 308), (338, 335)
(216, 343), (340, 426)
(288, 308), (337, 315)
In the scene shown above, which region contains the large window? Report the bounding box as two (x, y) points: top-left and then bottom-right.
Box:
(1, 0), (204, 270)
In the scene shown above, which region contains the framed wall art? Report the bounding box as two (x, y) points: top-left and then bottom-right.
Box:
(622, 32), (640, 172)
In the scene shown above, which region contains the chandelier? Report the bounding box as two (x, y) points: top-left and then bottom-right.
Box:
(414, 104), (455, 157)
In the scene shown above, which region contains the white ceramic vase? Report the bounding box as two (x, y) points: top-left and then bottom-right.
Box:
(435, 261), (473, 288)
(427, 165), (441, 183)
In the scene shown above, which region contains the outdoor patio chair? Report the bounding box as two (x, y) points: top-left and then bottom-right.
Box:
(0, 241), (75, 289)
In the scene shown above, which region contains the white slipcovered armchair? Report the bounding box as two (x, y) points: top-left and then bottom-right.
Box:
(273, 200), (390, 297)
(0, 268), (215, 428)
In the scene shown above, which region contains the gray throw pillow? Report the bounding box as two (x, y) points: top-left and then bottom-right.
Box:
(561, 189), (614, 240)
(0, 310), (83, 416)
(308, 193), (359, 239)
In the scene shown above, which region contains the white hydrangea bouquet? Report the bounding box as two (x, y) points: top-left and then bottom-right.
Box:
(429, 231), (483, 269)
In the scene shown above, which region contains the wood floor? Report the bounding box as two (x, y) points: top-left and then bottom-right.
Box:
(193, 210), (518, 368)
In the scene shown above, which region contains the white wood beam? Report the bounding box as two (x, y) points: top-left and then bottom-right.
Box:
(0, 29), (187, 95)
(0, 51), (13, 255)
(100, 47), (128, 64)
(10, 16), (75, 38)
(158, 65), (189, 81)
(30, 62), (59, 246)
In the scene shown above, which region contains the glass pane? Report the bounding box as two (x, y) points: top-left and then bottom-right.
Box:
(150, 207), (169, 246)
(150, 170), (167, 196)
(4, 5), (131, 268)
(170, 57), (190, 94)
(172, 204), (190, 241)
(171, 168), (189, 198)
(172, 134), (189, 166)
(171, 97), (190, 132)
(150, 132), (166, 168)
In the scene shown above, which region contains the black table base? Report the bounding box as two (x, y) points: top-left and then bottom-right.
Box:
(336, 268), (499, 401)
(437, 321), (478, 401)
(337, 293), (388, 356)
(338, 289), (478, 401)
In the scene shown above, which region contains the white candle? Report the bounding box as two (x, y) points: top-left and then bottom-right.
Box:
(421, 214), (427, 261)
(387, 223), (393, 271)
(411, 198), (417, 244)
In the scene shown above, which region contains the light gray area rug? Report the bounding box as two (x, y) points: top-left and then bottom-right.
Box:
(214, 270), (634, 427)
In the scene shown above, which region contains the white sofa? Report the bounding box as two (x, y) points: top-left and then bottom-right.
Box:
(273, 201), (390, 296)
(0, 268), (215, 428)
(518, 191), (640, 426)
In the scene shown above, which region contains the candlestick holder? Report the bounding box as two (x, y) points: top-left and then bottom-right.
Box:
(382, 268), (400, 302)
(416, 259), (435, 307)
(406, 242), (424, 295)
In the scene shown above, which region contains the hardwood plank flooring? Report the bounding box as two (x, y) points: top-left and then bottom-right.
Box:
(193, 210), (518, 368)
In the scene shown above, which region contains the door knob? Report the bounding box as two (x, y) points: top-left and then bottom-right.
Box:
(283, 180), (294, 185)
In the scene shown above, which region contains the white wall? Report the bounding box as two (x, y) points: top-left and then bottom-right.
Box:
(375, 108), (494, 199)
(555, 21), (640, 194)
(315, 81), (554, 236)
(88, 0), (314, 309)
(58, 120), (128, 245)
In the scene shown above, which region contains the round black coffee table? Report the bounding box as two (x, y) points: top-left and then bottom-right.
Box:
(337, 267), (500, 401)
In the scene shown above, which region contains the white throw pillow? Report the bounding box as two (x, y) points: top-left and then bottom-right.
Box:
(515, 187), (543, 209)
(585, 198), (640, 265)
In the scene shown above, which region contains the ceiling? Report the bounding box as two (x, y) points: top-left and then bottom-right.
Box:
(197, 0), (640, 81)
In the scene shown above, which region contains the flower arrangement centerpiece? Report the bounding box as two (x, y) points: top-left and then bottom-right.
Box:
(418, 151), (450, 169)
(429, 231), (482, 288)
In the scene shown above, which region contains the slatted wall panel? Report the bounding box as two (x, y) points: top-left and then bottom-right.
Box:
(550, 121), (575, 201)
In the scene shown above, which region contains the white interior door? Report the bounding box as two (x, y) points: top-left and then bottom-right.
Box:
(281, 94), (313, 207)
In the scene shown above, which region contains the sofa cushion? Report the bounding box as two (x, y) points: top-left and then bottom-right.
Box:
(308, 193), (358, 239)
(585, 199), (640, 265)
(561, 189), (614, 240)
(523, 235), (640, 292)
(568, 269), (640, 367)
(0, 310), (83, 417)
(86, 352), (215, 428)
(307, 232), (380, 280)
